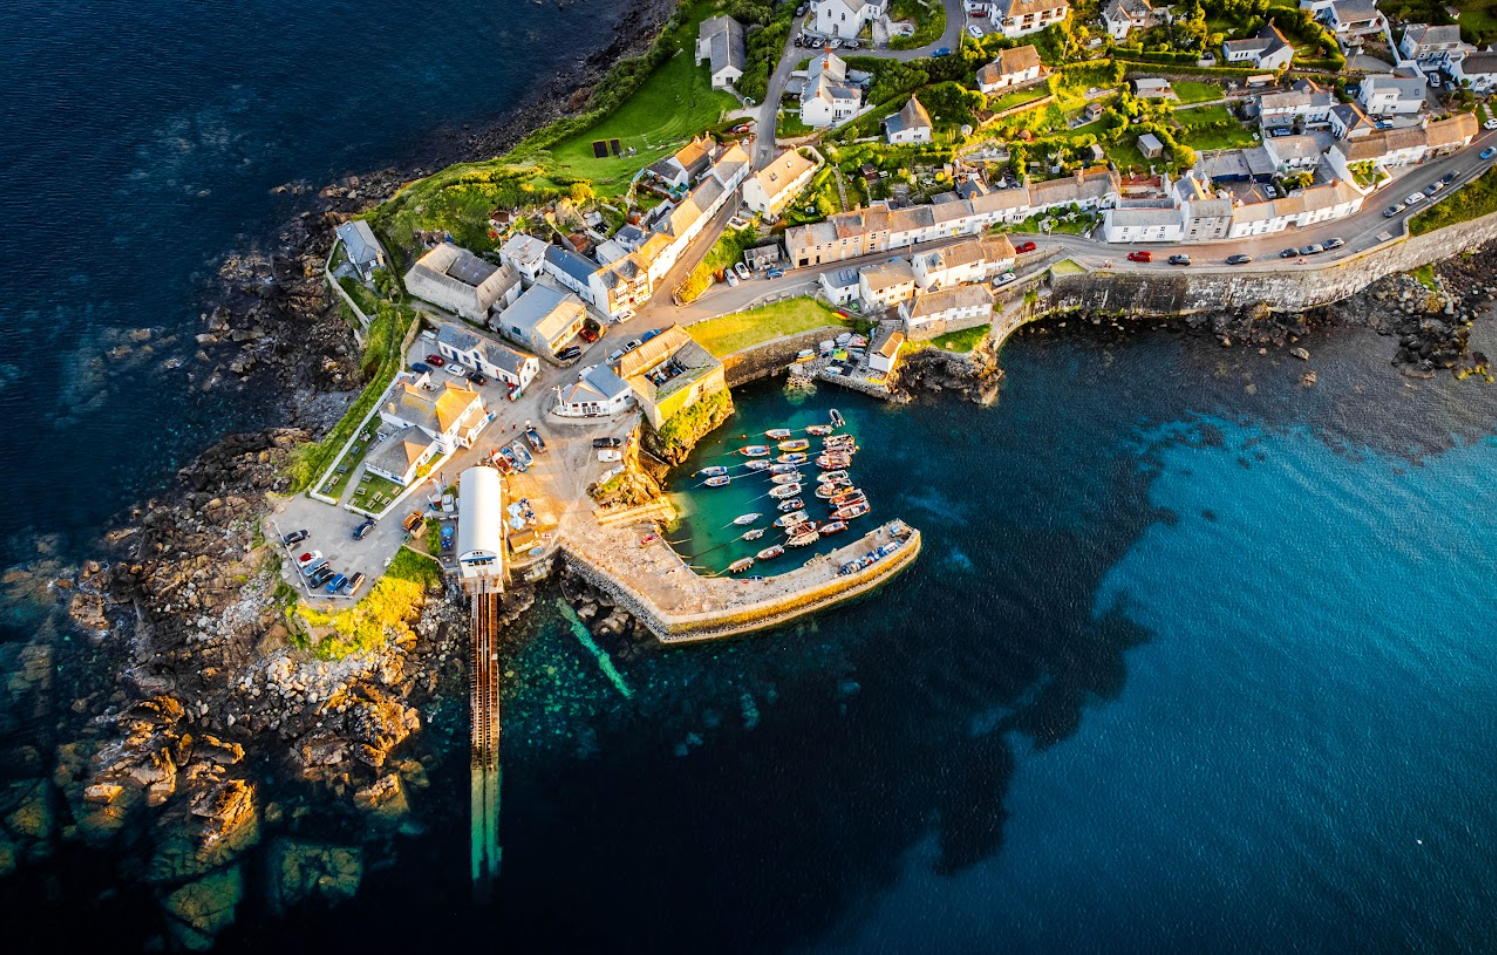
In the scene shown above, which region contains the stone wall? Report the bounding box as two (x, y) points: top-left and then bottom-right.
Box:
(721, 325), (846, 387)
(1043, 209), (1497, 319)
(905, 311), (992, 342)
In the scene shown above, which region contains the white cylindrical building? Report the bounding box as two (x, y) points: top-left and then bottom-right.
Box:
(456, 466), (504, 581)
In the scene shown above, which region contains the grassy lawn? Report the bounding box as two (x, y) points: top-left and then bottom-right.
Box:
(1175, 104), (1235, 128)
(1050, 258), (1086, 275)
(316, 421), (382, 501)
(295, 548), (442, 660)
(349, 471), (406, 514)
(1174, 81), (1222, 104)
(988, 88), (1051, 113)
(889, 0), (946, 50)
(1411, 163), (1497, 235)
(778, 109), (814, 139)
(925, 324), (990, 352)
(548, 5), (738, 196)
(1104, 139), (1149, 171)
(686, 298), (851, 357)
(1178, 123), (1258, 151)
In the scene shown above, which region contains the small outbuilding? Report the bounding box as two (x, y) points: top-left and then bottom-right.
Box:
(1136, 132), (1165, 159)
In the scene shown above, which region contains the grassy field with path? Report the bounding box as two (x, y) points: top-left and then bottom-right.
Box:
(687, 298), (852, 356)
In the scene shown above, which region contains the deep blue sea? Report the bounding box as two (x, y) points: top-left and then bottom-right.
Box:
(6, 2), (1497, 952)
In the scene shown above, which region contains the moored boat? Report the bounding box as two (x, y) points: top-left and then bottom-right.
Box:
(511, 442), (533, 470)
(795, 348), (816, 363)
(765, 428), (793, 439)
(777, 452), (808, 465)
(742, 528), (766, 541)
(820, 520), (847, 535)
(815, 483), (846, 499)
(756, 545), (785, 561)
(729, 558), (755, 574)
(816, 469), (849, 484)
(769, 462), (799, 474)
(817, 453), (852, 469)
(768, 483), (802, 499)
(739, 445), (770, 457)
(705, 475), (731, 488)
(787, 530), (820, 548)
(744, 459), (771, 471)
(777, 497), (805, 512)
(733, 512), (762, 525)
(699, 465), (729, 478)
(806, 424), (834, 437)
(823, 434), (856, 450)
(830, 489), (865, 508)
(777, 438), (810, 452)
(770, 472), (802, 485)
(774, 510), (809, 528)
(834, 501), (870, 520)
(835, 332), (852, 346)
(830, 408), (845, 428)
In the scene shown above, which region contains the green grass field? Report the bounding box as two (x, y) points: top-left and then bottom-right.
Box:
(1175, 104), (1235, 128)
(925, 324), (990, 352)
(1178, 123), (1258, 151)
(1174, 81), (1222, 105)
(547, 5), (738, 195)
(686, 298), (852, 357)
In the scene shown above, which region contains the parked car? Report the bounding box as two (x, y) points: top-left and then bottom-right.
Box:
(1300, 243), (1325, 256)
(579, 324), (600, 343)
(966, 24), (983, 38)
(1424, 182), (1442, 196)
(345, 572), (367, 597)
(446, 363), (471, 378)
(1167, 254), (1191, 266)
(932, 47), (952, 57)
(731, 123), (752, 134)
(353, 519), (376, 541)
(1126, 250), (1152, 263)
(467, 372), (489, 386)
(1324, 237), (1345, 250)
(308, 566), (335, 588)
(296, 551), (322, 569)
(1264, 184), (1278, 198)
(1384, 203), (1405, 217)
(725, 270), (739, 287)
(1442, 172), (1457, 185)
(424, 354), (445, 366)
(641, 328), (662, 343)
(1280, 248), (1297, 258)
(282, 529), (309, 546)
(325, 574), (348, 595)
(796, 3), (806, 14)
(1483, 147), (1497, 160)
(766, 268), (785, 279)
(623, 338), (643, 352)
(592, 437), (622, 449)
(410, 362), (433, 375)
(1226, 254), (1252, 265)
(734, 262), (750, 280)
(1483, 119), (1497, 130)
(302, 558), (328, 579)
(993, 271), (1017, 286)
(1014, 240), (1037, 254)
(1405, 192), (1425, 204)
(557, 345), (582, 361)
(608, 348), (625, 363)
(843, 39), (860, 49)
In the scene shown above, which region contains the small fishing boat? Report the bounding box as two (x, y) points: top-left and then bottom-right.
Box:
(729, 558), (755, 574)
(849, 335), (868, 349)
(524, 427), (547, 453)
(823, 434), (856, 450)
(831, 489), (866, 508)
(820, 520), (847, 536)
(769, 462), (800, 474)
(815, 483), (846, 499)
(794, 348), (816, 363)
(765, 428), (793, 439)
(770, 472), (802, 485)
(830, 408), (846, 428)
(492, 450), (513, 475)
(777, 452), (808, 465)
(698, 465), (729, 478)
(816, 469), (849, 484)
(744, 459), (771, 471)
(742, 528), (766, 541)
(769, 483), (802, 499)
(756, 545), (785, 561)
(510, 442), (532, 472)
(806, 424), (834, 437)
(777, 497), (804, 512)
(733, 512), (762, 526)
(834, 501), (870, 520)
(739, 445), (770, 457)
(787, 530), (820, 548)
(835, 332), (852, 347)
(705, 475), (731, 488)
(774, 511), (809, 528)
(778, 438), (810, 452)
(817, 453), (852, 469)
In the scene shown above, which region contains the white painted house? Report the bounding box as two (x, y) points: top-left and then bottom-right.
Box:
(911, 235), (1017, 289)
(976, 45), (1043, 93)
(901, 285), (996, 336)
(883, 96), (933, 145)
(334, 220), (386, 280)
(858, 259), (918, 309)
(1356, 73), (1428, 115)
(992, 0), (1069, 38)
(1398, 23), (1470, 64)
(1222, 22), (1295, 70)
(800, 50), (863, 127)
(1101, 205), (1184, 243)
(869, 326), (904, 374)
(1101, 0), (1158, 41)
(554, 365), (634, 418)
(1450, 51), (1497, 92)
(696, 15), (746, 89)
(743, 150), (821, 216)
(434, 323), (540, 392)
(812, 0), (888, 38)
(379, 379), (491, 455)
(499, 233), (550, 285)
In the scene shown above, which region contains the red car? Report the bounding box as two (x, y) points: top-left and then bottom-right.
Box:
(731, 123), (752, 134)
(425, 354), (446, 366)
(1014, 241), (1037, 254)
(1127, 250), (1152, 263)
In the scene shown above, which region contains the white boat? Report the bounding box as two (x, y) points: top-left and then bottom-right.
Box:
(699, 465), (729, 477)
(834, 501), (870, 520)
(756, 545), (785, 561)
(835, 332), (852, 346)
(770, 472), (802, 485)
(778, 452), (808, 465)
(765, 428), (793, 439)
(769, 483), (802, 499)
(739, 445), (770, 457)
(774, 510), (809, 527)
(729, 558), (755, 574)
(733, 512), (762, 525)
(821, 520), (848, 536)
(830, 409), (845, 428)
(830, 489), (865, 508)
(769, 463), (799, 474)
(787, 530), (820, 548)
(744, 459), (771, 471)
(815, 483), (848, 499)
(816, 469), (849, 484)
(806, 424), (834, 437)
(777, 497), (804, 512)
(817, 453), (851, 469)
(705, 475), (731, 488)
(742, 528), (766, 541)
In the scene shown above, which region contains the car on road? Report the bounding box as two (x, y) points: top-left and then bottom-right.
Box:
(353, 519), (376, 541)
(641, 328), (662, 343)
(410, 362), (433, 375)
(345, 572), (366, 597)
(1324, 237), (1345, 250)
(843, 39), (860, 49)
(766, 268), (785, 279)
(993, 271), (1017, 286)
(282, 529), (308, 546)
(932, 47), (952, 57)
(1280, 248), (1297, 258)
(325, 574), (348, 595)
(467, 372), (488, 386)
(608, 348), (624, 363)
(1485, 119), (1497, 130)
(1484, 147), (1497, 160)
(1405, 192), (1425, 204)
(623, 338), (643, 353)
(557, 345), (582, 361)
(1014, 240), (1037, 254)
(309, 566), (335, 588)
(1126, 250), (1152, 263)
(296, 551), (322, 569)
(734, 262), (750, 280)
(966, 24), (984, 38)
(725, 270), (739, 287)
(424, 354), (445, 366)
(1226, 254), (1252, 265)
(1168, 254), (1190, 266)
(446, 363), (471, 377)
(1384, 203), (1405, 217)
(796, 3), (807, 14)
(592, 437), (622, 449)
(1300, 243), (1325, 256)
(1424, 182), (1443, 197)
(1442, 172), (1456, 185)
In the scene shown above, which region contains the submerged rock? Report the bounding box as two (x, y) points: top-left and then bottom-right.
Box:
(266, 839), (364, 915)
(162, 865), (243, 951)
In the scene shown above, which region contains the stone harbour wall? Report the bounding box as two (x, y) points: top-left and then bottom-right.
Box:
(721, 325), (846, 387)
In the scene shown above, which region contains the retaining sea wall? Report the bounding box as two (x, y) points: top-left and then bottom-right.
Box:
(721, 325), (846, 387)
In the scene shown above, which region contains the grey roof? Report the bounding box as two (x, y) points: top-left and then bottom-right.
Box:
(543, 244), (597, 285)
(335, 220), (382, 267)
(505, 284), (577, 331)
(700, 16), (746, 76)
(884, 96), (933, 137)
(614, 224), (646, 249)
(1331, 0), (1380, 20)
(823, 267), (859, 289)
(1109, 206), (1181, 228)
(1404, 23), (1463, 49)
(437, 323), (481, 353)
(482, 341), (532, 377)
(582, 364), (630, 401)
(1459, 51), (1497, 75)
(441, 246), (498, 287)
(1361, 74), (1429, 100)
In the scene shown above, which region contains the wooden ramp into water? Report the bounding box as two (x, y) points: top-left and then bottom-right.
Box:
(470, 579), (502, 897)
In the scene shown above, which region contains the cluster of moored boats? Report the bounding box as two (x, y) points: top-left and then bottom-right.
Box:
(695, 410), (874, 575)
